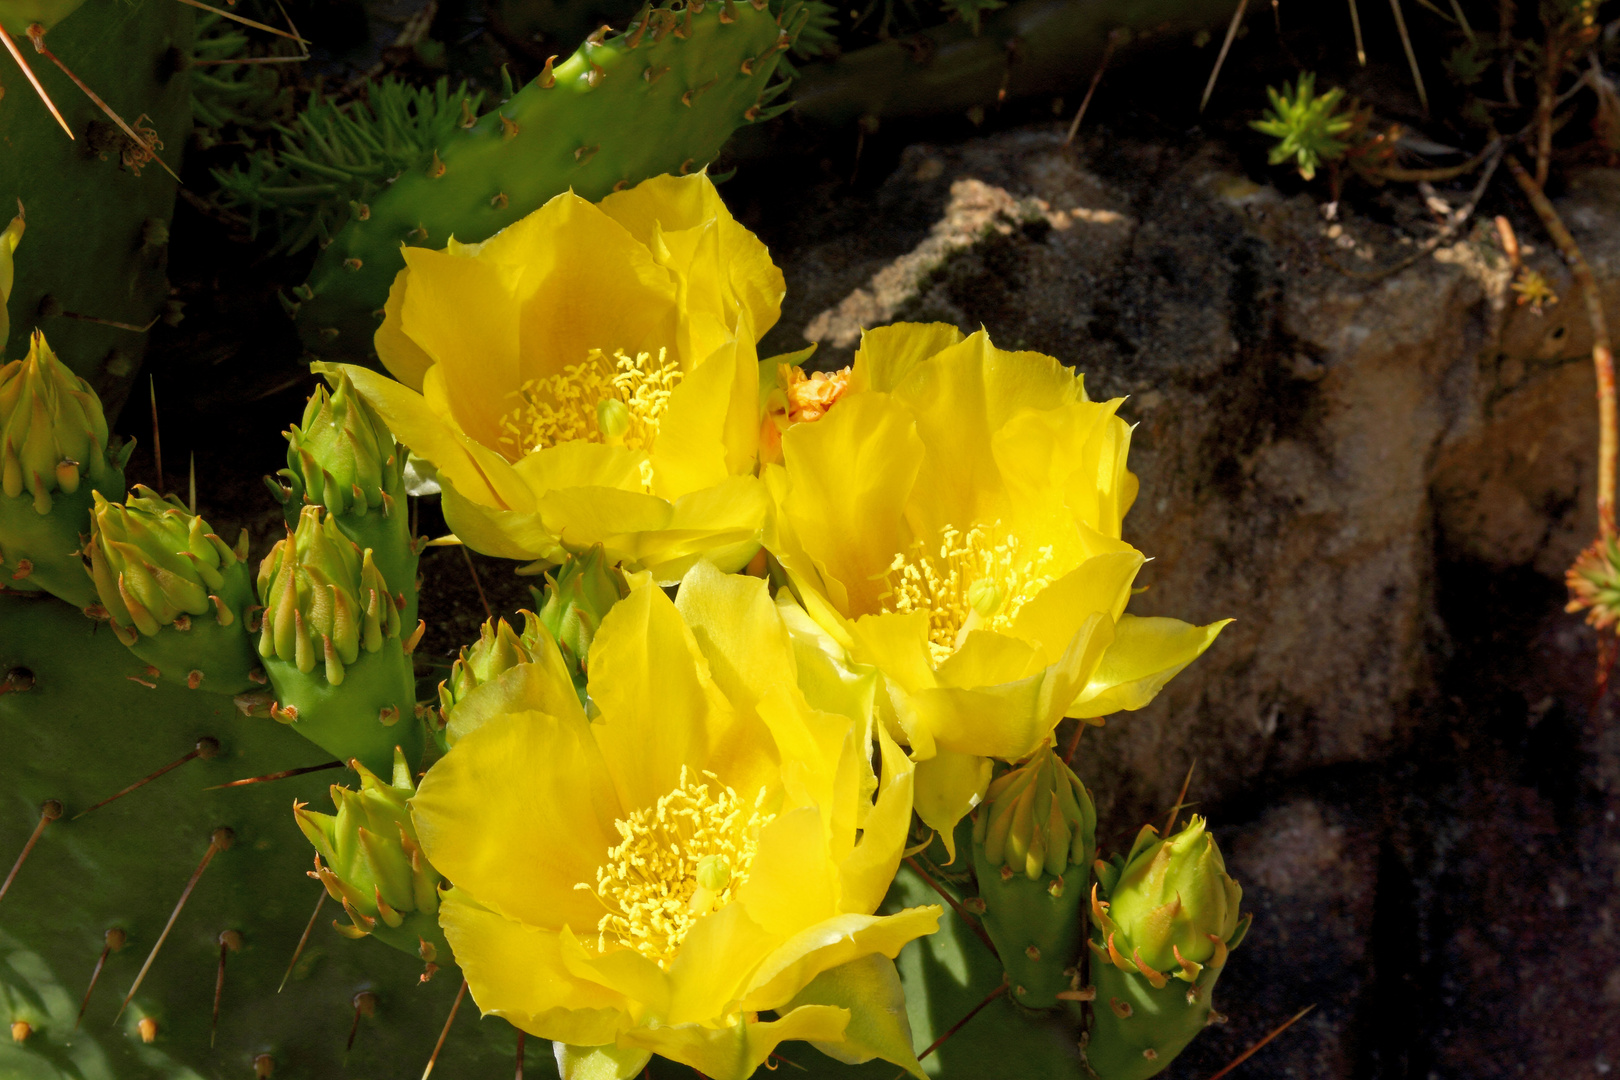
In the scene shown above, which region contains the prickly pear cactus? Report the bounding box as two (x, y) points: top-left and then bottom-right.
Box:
(972, 747), (1097, 1009)
(1084, 817), (1250, 1080)
(292, 0), (804, 356)
(0, 0), (191, 413)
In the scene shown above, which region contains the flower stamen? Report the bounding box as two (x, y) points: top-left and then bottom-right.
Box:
(579, 767), (771, 968)
(498, 348), (682, 457)
(878, 523), (1057, 663)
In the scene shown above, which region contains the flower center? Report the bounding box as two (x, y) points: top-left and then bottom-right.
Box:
(580, 767), (772, 968)
(497, 348), (683, 457)
(782, 364), (850, 424)
(878, 523), (1058, 663)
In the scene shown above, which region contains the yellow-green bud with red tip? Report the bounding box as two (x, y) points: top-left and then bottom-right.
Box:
(438, 610), (550, 721)
(294, 749), (448, 965)
(973, 745), (1095, 880)
(531, 542), (628, 696)
(1091, 816), (1246, 989)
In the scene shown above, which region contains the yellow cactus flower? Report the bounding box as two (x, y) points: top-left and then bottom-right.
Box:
(410, 564), (940, 1080)
(330, 173), (785, 583)
(1, 204), (24, 353)
(764, 323), (1229, 845)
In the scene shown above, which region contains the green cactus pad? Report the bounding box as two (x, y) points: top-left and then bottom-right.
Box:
(292, 0), (803, 357)
(0, 591), (524, 1079)
(0, 0), (191, 413)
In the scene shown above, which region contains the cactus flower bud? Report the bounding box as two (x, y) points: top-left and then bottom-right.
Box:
(970, 745), (1096, 1007)
(256, 504), (422, 774)
(435, 610), (582, 749)
(293, 748), (448, 967)
(0, 331), (128, 607)
(270, 372), (419, 626)
(1084, 817), (1250, 1080)
(530, 543), (629, 697)
(1, 205), (22, 353)
(85, 486), (259, 691)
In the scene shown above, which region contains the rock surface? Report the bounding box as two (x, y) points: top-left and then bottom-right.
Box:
(742, 126), (1620, 1078)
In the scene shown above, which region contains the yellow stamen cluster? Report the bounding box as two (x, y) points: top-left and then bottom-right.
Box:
(498, 348), (682, 456)
(781, 364), (850, 424)
(879, 524), (1058, 663)
(582, 767), (772, 968)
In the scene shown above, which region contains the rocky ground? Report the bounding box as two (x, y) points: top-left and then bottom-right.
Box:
(730, 122), (1620, 1078)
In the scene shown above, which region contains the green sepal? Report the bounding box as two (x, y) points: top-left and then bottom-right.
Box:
(272, 371), (419, 626)
(784, 954), (925, 1078)
(529, 543), (629, 701)
(295, 749), (447, 966)
(85, 485), (259, 692)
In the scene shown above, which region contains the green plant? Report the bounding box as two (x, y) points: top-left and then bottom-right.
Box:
(1250, 72), (1353, 181)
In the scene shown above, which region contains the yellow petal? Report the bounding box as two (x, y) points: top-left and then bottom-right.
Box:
(412, 710), (619, 932)
(665, 900), (780, 1026)
(674, 560), (795, 713)
(933, 630), (1044, 688)
(619, 1007), (849, 1080)
(888, 330), (1083, 534)
(837, 725), (915, 915)
(849, 322), (964, 393)
(438, 888), (626, 1046)
(588, 581), (767, 813)
(1069, 615), (1231, 719)
(649, 332), (741, 501)
(739, 907), (942, 1013)
(735, 807), (840, 937)
(556, 1043), (652, 1080)
(994, 398), (1136, 540)
(911, 748), (992, 860)
(374, 268), (434, 390)
(440, 481), (563, 562)
(783, 955), (924, 1079)
(779, 392), (924, 615)
(600, 172), (785, 341)
(393, 244), (523, 449)
(1009, 548), (1144, 665)
(517, 440), (649, 496)
(625, 474), (770, 585)
(756, 685), (861, 854)
(559, 926), (672, 1018)
(481, 192), (680, 385)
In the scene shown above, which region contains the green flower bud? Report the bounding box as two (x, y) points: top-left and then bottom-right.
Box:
(970, 746), (1096, 1008)
(1084, 817), (1250, 1080)
(270, 372), (419, 626)
(530, 543), (628, 697)
(294, 748), (448, 969)
(437, 610), (546, 721)
(0, 332), (127, 607)
(257, 504), (422, 774)
(85, 486), (259, 691)
(1, 206), (22, 353)
(434, 609), (580, 749)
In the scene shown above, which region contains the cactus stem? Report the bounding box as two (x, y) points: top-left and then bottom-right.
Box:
(346, 990), (378, 1053)
(516, 1030), (526, 1078)
(278, 886), (328, 993)
(74, 737), (222, 819)
(1204, 1004), (1316, 1080)
(0, 800), (63, 907)
(1055, 987), (1096, 1002)
(116, 827), (235, 1023)
(403, 620), (427, 655)
(681, 77), (718, 105)
(255, 1052), (275, 1078)
(626, 4), (652, 48)
(574, 144), (601, 164)
(74, 927), (126, 1029)
(204, 759), (344, 791)
(420, 978), (469, 1080)
(538, 56), (557, 88)
(499, 115), (519, 140)
(23, 24), (180, 182)
(136, 1016), (158, 1043)
(8, 559), (33, 581)
(917, 978), (1008, 1062)
(427, 152), (446, 179)
(211, 929), (243, 1047)
(0, 22), (72, 138)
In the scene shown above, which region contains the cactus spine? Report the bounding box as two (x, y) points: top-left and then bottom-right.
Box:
(292, 0), (805, 355)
